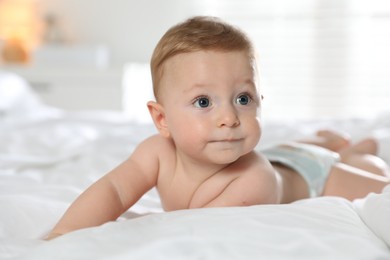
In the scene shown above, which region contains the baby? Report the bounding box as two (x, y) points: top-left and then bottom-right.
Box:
(46, 16), (390, 240)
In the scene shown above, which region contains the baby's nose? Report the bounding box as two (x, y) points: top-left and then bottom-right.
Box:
(217, 105), (240, 128)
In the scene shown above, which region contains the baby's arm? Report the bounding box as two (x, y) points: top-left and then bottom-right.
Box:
(46, 136), (160, 240)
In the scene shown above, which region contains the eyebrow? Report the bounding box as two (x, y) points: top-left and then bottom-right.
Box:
(243, 79), (257, 89)
(234, 79), (258, 94)
(182, 83), (209, 95)
(185, 78), (257, 92)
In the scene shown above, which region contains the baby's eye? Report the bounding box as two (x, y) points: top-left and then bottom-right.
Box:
(194, 97), (210, 108)
(236, 94), (251, 105)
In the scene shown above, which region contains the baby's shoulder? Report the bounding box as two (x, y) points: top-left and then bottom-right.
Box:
(238, 150), (274, 172)
(144, 134), (173, 145)
(233, 151), (278, 185)
(234, 151), (281, 203)
(137, 134), (175, 155)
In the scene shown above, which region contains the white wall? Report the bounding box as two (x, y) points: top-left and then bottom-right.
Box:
(37, 0), (202, 65)
(31, 0), (390, 119)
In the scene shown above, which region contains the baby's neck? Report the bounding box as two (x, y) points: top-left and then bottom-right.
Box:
(175, 151), (231, 183)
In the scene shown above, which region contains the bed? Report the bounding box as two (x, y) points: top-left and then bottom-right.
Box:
(1, 71), (390, 259)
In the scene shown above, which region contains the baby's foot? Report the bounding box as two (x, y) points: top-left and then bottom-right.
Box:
(316, 130), (351, 152)
(340, 137), (379, 156)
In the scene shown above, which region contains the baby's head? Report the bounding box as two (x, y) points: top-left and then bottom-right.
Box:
(150, 16), (257, 101)
(148, 17), (261, 164)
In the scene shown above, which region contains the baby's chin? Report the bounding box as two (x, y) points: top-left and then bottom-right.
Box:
(208, 150), (250, 165)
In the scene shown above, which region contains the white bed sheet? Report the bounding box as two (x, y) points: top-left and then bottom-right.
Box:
(1, 74), (390, 259)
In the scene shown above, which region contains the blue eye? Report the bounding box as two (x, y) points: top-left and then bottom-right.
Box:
(194, 97), (210, 108)
(236, 94), (251, 105)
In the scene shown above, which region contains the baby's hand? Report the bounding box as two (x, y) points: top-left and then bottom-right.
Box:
(44, 232), (63, 241)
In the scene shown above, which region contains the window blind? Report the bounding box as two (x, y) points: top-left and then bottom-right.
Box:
(192, 0), (390, 119)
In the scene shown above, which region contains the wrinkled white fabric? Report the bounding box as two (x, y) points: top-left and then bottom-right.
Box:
(1, 73), (390, 259)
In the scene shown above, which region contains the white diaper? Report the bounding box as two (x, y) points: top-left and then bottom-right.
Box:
(261, 142), (340, 197)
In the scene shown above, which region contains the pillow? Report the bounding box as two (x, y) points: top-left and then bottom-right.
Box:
(0, 70), (59, 121)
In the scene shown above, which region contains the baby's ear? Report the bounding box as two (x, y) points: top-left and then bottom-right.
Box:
(147, 101), (170, 138)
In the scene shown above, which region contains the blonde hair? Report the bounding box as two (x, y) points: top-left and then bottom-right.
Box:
(150, 16), (256, 100)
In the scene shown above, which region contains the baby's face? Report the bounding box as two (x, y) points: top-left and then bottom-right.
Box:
(158, 50), (261, 165)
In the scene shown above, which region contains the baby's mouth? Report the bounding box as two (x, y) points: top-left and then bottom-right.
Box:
(210, 138), (244, 143)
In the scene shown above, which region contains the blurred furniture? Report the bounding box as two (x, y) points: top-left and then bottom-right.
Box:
(3, 65), (123, 111)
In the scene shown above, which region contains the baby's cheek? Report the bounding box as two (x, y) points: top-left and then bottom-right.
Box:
(249, 120), (262, 149)
(254, 118), (262, 139)
(179, 125), (204, 145)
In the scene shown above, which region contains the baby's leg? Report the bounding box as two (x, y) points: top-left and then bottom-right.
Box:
(323, 162), (390, 200)
(298, 130), (350, 152)
(316, 130), (351, 151)
(300, 130), (389, 177)
(338, 138), (390, 177)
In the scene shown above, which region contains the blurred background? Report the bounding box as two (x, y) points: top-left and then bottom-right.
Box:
(0, 0), (389, 121)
